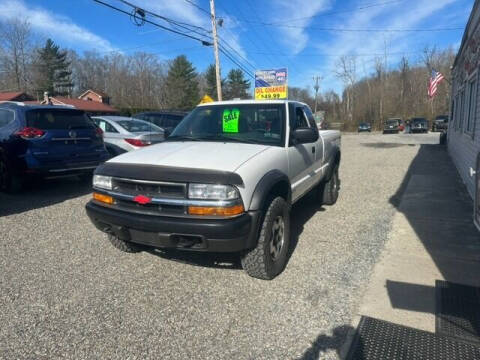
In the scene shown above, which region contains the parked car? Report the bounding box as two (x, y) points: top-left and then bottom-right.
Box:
(410, 117), (428, 133)
(92, 116), (165, 156)
(432, 115), (449, 132)
(383, 118), (402, 134)
(133, 111), (187, 137)
(0, 102), (109, 192)
(358, 122), (371, 132)
(86, 100), (341, 280)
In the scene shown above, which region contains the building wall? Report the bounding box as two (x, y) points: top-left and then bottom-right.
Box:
(448, 1), (480, 199)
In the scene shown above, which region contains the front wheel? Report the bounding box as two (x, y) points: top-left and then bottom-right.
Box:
(241, 197), (290, 280)
(108, 234), (142, 253)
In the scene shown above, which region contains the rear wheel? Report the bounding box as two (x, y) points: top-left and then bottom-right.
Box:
(0, 155), (22, 193)
(321, 164), (340, 206)
(241, 197), (290, 280)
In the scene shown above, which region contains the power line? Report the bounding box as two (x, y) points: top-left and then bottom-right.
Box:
(93, 0), (212, 45)
(246, 24), (465, 32)
(236, 0), (404, 25)
(182, 0), (211, 16)
(217, 35), (256, 71)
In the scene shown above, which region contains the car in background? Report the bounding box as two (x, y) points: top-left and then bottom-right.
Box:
(0, 102), (109, 192)
(358, 122), (371, 132)
(92, 116), (165, 156)
(383, 118), (402, 134)
(410, 117), (428, 133)
(133, 111), (187, 137)
(432, 115), (448, 132)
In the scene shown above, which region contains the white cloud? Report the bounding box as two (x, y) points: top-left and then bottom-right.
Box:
(315, 0), (459, 91)
(270, 0), (332, 55)
(134, 0), (206, 27)
(0, 0), (117, 52)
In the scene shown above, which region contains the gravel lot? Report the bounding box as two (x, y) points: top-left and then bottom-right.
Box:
(0, 132), (440, 359)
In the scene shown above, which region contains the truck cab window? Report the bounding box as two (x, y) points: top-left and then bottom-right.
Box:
(294, 107), (309, 129)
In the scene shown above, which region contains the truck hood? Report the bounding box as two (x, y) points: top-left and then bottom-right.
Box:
(108, 141), (270, 172)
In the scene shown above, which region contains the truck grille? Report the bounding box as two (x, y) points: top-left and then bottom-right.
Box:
(109, 177), (188, 217)
(112, 178), (186, 199)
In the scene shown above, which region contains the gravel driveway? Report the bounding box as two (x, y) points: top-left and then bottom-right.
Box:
(0, 133), (439, 359)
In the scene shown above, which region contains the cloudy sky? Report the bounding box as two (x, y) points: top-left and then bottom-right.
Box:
(0, 0), (474, 93)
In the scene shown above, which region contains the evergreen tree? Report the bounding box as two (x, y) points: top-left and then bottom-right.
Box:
(224, 69), (250, 100)
(36, 39), (73, 96)
(165, 55), (199, 110)
(205, 64), (225, 100)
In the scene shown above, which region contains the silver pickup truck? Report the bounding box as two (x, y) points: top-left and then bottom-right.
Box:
(86, 100), (341, 279)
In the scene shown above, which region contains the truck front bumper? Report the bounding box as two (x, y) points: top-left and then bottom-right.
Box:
(85, 201), (261, 252)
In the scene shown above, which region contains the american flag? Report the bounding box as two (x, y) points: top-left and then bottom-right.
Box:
(428, 69), (445, 98)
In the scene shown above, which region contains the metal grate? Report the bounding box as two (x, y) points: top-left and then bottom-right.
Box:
(436, 280), (480, 343)
(346, 316), (480, 360)
(112, 178), (186, 199)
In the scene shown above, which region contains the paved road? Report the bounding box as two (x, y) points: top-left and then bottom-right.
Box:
(0, 133), (440, 359)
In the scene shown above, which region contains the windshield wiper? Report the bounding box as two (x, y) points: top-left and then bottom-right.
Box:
(203, 135), (259, 144)
(165, 135), (203, 142)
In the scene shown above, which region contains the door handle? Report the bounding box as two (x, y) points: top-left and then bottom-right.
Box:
(312, 147), (315, 154)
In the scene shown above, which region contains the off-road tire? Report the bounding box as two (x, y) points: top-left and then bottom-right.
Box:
(108, 234), (141, 253)
(241, 197), (290, 280)
(322, 164), (340, 206)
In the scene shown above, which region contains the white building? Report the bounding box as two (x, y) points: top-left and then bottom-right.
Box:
(448, 0), (480, 227)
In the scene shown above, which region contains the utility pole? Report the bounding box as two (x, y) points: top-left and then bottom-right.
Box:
(210, 0), (222, 101)
(313, 76), (321, 113)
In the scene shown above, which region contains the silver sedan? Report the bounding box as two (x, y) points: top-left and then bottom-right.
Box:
(92, 116), (165, 156)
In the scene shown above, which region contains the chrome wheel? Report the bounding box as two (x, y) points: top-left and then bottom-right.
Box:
(270, 216), (285, 261)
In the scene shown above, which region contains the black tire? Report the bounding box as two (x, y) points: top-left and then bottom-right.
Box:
(0, 155), (22, 193)
(108, 234), (141, 253)
(241, 197), (290, 280)
(321, 164), (340, 206)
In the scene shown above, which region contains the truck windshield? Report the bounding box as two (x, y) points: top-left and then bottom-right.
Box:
(168, 104), (286, 146)
(386, 119), (400, 125)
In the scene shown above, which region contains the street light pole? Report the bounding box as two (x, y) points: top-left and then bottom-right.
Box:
(313, 76), (320, 113)
(210, 0), (222, 101)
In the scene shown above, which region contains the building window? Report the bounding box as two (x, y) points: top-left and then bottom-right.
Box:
(458, 89), (465, 131)
(466, 76), (477, 135)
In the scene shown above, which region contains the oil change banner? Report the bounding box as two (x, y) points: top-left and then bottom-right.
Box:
(254, 68), (288, 100)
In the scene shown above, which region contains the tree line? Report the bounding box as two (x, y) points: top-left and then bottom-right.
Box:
(0, 19), (250, 111)
(0, 18), (455, 126)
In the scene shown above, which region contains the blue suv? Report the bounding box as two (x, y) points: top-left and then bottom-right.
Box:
(0, 102), (110, 192)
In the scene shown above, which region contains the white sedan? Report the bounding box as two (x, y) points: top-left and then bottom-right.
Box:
(92, 116), (165, 156)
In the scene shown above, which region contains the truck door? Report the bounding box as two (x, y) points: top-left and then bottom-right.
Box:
(287, 104), (316, 202)
(303, 105), (325, 182)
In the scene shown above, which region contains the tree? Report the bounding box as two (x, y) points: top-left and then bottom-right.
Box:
(35, 39), (73, 96)
(165, 55), (199, 110)
(224, 69), (250, 100)
(204, 64), (225, 100)
(0, 19), (32, 92)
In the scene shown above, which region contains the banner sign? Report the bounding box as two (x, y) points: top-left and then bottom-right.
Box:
(254, 68), (288, 100)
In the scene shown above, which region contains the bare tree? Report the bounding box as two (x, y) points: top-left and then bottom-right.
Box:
(0, 19), (32, 92)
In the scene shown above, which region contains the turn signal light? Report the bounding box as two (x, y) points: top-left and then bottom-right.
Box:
(93, 192), (114, 205)
(188, 204), (244, 216)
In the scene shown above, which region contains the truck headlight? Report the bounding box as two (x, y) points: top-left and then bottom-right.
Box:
(93, 175), (112, 190)
(188, 183), (239, 200)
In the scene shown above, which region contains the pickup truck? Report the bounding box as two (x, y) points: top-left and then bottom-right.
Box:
(86, 100), (341, 279)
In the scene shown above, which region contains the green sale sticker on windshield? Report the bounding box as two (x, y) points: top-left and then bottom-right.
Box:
(222, 109), (240, 133)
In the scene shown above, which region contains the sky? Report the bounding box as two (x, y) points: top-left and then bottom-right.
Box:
(0, 0), (474, 94)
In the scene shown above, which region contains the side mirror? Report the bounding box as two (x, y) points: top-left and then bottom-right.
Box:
(292, 127), (319, 144)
